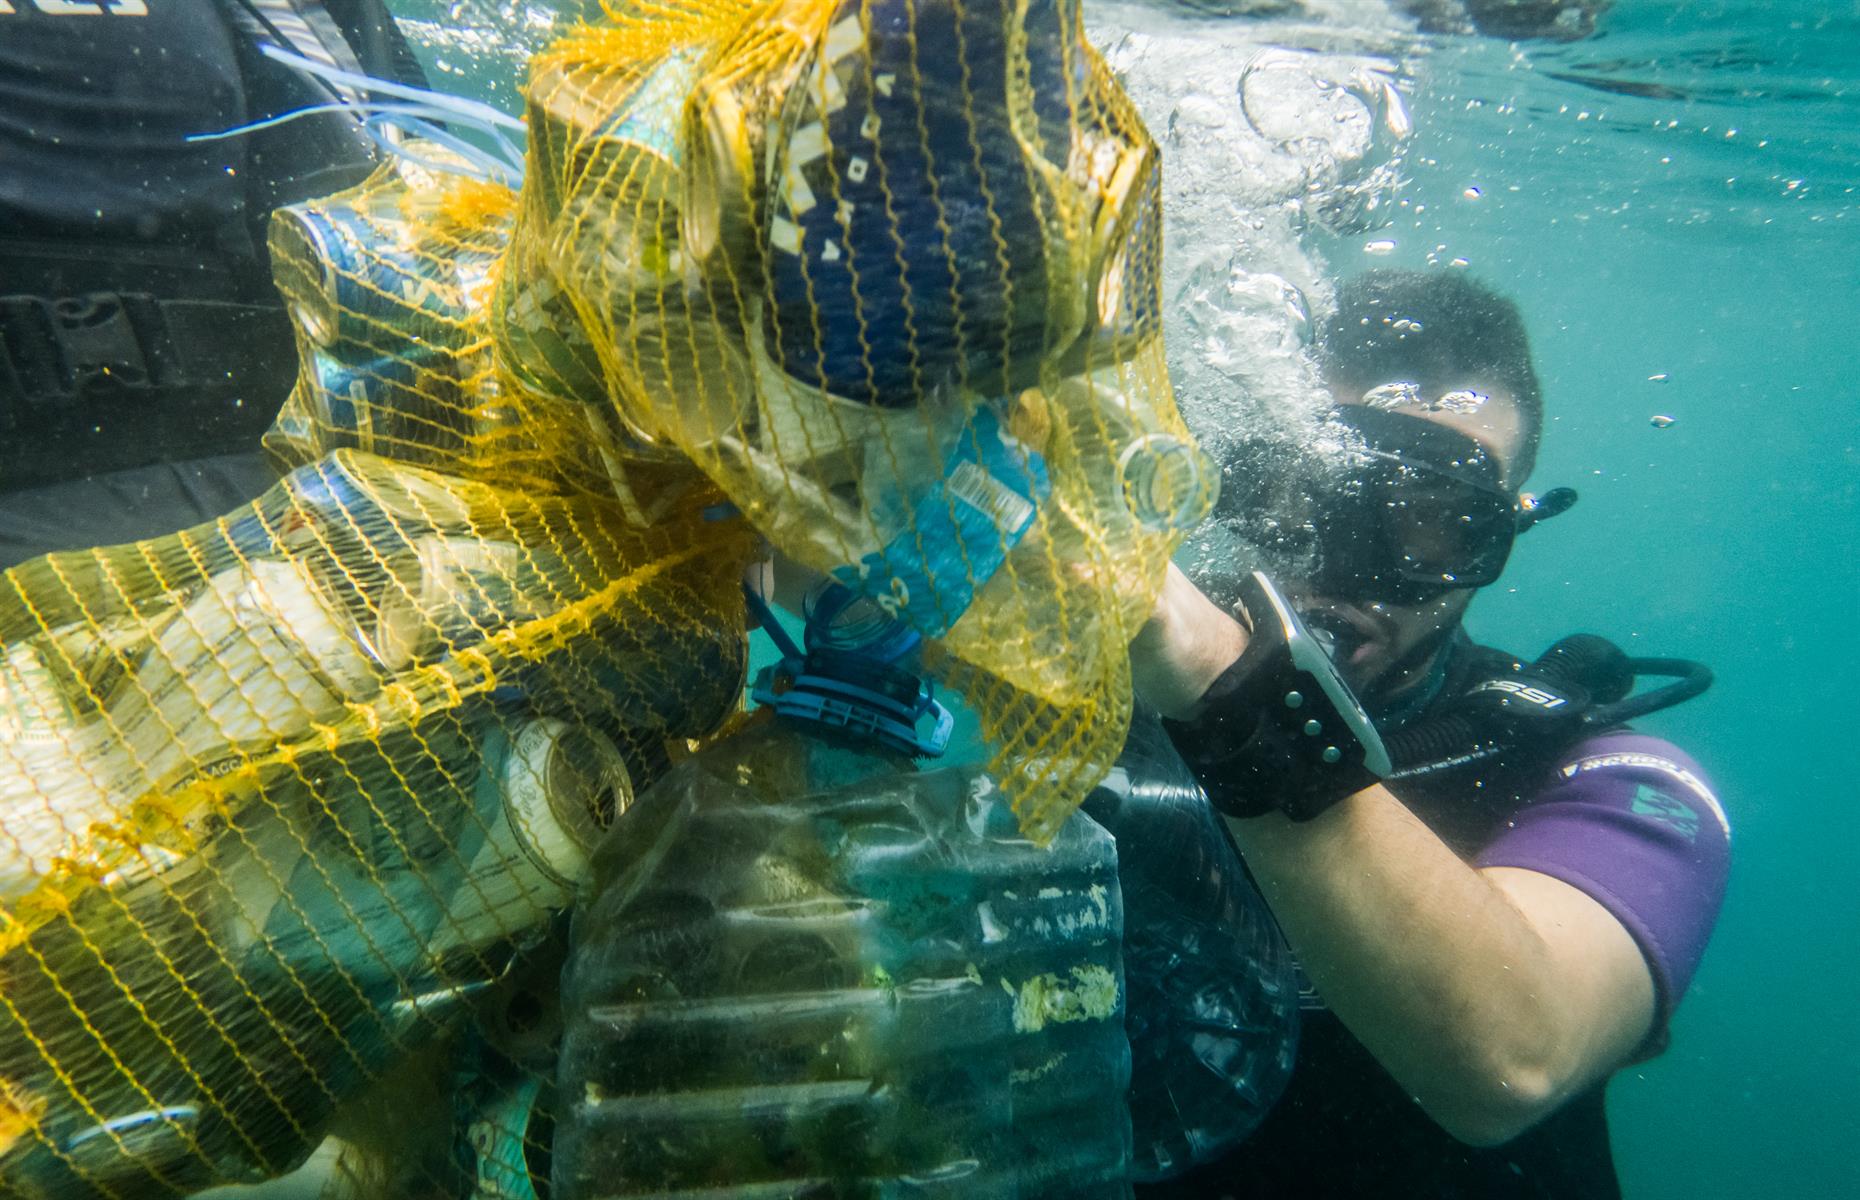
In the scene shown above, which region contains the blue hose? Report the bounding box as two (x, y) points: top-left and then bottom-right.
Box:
(186, 44), (528, 187)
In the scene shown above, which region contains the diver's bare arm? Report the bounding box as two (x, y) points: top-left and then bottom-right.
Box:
(1128, 563), (1248, 715)
(1227, 793), (1654, 1146)
(1131, 568), (1655, 1146)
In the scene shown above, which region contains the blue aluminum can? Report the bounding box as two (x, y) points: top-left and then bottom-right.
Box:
(762, 0), (1095, 406)
(270, 182), (499, 460)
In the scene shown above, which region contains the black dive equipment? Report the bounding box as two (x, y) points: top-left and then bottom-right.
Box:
(1212, 408), (1580, 610)
(1316, 405), (1563, 605)
(1163, 572), (1713, 821)
(1081, 709), (1300, 1179)
(0, 288), (300, 489)
(1381, 634), (1714, 782)
(0, 0), (418, 492)
(1164, 571), (1392, 822)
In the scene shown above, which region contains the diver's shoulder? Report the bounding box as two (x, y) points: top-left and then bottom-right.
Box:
(1546, 730), (1730, 842)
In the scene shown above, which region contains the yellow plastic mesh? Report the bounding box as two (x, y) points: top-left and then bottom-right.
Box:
(501, 0), (1209, 842)
(0, 444), (747, 1194)
(0, 0), (1210, 1192)
(0, 156), (748, 1194)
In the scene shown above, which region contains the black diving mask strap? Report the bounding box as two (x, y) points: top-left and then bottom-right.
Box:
(1516, 486), (1579, 533)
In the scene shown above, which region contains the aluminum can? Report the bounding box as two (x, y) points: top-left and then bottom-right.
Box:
(269, 167), (501, 463)
(763, 0), (1102, 406)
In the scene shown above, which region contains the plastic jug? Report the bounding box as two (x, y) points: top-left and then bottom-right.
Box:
(553, 586), (1134, 1197)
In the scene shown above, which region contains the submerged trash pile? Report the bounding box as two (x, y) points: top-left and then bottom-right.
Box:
(0, 1), (1297, 1196)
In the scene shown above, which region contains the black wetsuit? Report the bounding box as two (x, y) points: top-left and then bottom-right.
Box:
(0, 0), (417, 565)
(1139, 638), (1707, 1200)
(1139, 1013), (1618, 1200)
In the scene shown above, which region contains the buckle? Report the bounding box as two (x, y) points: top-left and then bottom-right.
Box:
(0, 293), (162, 407)
(49, 293), (156, 396)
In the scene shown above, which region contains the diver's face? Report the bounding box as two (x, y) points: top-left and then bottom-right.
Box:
(1289, 384), (1526, 696)
(1290, 577), (1476, 696)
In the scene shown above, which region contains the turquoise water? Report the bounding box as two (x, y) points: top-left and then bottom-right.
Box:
(1315, 4), (1859, 1196)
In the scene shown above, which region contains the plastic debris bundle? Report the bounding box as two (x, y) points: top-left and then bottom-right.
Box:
(0, 0), (1209, 1193)
(497, 0), (1212, 842)
(0, 445), (746, 1196)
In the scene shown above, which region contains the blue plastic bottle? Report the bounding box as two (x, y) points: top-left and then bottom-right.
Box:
(552, 586), (1134, 1197)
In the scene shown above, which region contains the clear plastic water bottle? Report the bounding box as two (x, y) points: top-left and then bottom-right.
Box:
(553, 586), (1134, 1198)
(1082, 707), (1300, 1180)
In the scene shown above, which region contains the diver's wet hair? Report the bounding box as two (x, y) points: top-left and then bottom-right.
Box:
(1317, 268), (1543, 480)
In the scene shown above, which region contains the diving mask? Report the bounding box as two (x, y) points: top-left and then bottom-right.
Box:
(1216, 406), (1575, 608)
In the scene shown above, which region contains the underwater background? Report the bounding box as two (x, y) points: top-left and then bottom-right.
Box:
(1333, 3), (1860, 1196)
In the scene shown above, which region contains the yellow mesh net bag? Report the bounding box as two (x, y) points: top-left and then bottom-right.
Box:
(0, 154), (750, 1195)
(501, 0), (1212, 842)
(0, 0), (1213, 1193)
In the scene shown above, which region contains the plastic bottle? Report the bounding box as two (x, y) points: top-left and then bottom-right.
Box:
(0, 705), (631, 1200)
(0, 453), (503, 902)
(492, 49), (696, 435)
(553, 586), (1134, 1198)
(1081, 707), (1300, 1180)
(0, 450), (742, 1197)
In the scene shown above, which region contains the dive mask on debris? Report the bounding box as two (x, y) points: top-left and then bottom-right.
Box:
(748, 580), (956, 758)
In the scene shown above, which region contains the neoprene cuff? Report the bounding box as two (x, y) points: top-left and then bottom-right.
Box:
(1162, 573), (1385, 821)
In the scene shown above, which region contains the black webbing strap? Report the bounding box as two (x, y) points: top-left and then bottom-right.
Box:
(0, 291), (297, 491)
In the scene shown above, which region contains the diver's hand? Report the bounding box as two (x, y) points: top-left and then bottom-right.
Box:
(1130, 563), (1249, 720)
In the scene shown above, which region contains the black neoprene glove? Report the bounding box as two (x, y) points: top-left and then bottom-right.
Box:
(1162, 573), (1391, 823)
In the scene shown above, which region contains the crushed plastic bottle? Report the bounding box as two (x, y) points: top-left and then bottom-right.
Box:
(554, 588), (1134, 1198)
(1083, 708), (1300, 1180)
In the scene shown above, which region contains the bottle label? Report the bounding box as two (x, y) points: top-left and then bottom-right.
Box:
(833, 407), (1050, 637)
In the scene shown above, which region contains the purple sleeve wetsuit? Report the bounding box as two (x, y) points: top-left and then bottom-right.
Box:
(1126, 729), (1731, 1198)
(1474, 731), (1731, 1044)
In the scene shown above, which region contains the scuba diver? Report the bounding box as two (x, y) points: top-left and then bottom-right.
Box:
(1129, 269), (1729, 1198)
(0, 0), (423, 567)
